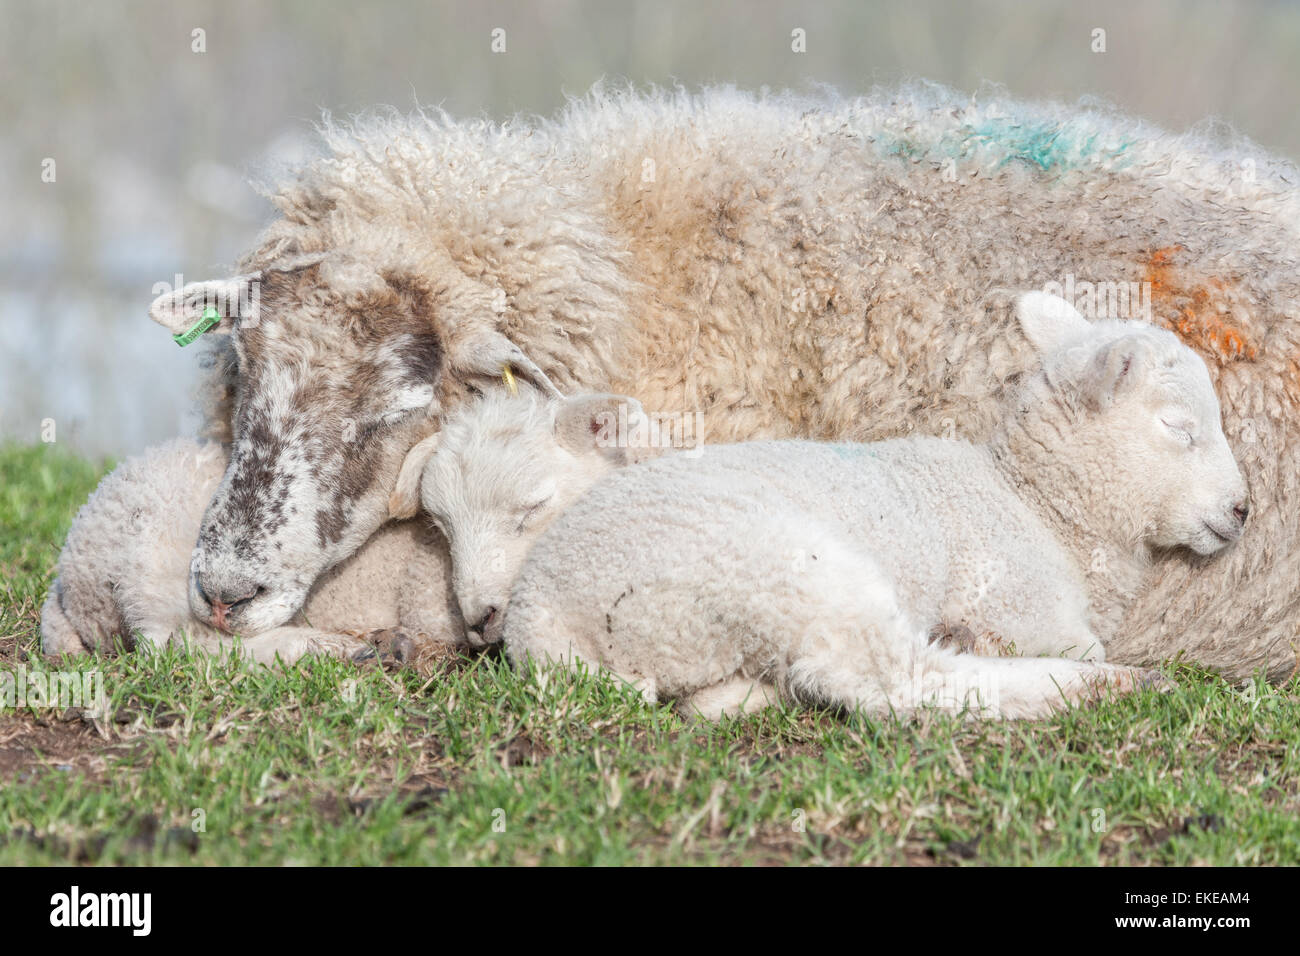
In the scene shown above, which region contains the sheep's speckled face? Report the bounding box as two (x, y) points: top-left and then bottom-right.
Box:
(409, 391), (643, 647)
(1016, 292), (1249, 557)
(150, 256), (567, 636)
(152, 265), (446, 634)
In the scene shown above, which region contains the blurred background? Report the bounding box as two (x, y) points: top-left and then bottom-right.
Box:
(2, 0), (1298, 457)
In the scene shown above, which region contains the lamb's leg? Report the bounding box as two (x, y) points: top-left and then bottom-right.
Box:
(758, 539), (1154, 719)
(792, 635), (1156, 719)
(507, 511), (1154, 721)
(923, 653), (1160, 719)
(783, 578), (1155, 718)
(678, 679), (779, 719)
(394, 522), (466, 646)
(41, 568), (129, 656)
(40, 580), (96, 656)
(500, 606), (657, 703)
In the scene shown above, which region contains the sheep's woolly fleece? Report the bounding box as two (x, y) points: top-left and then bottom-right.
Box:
(198, 83), (1297, 680)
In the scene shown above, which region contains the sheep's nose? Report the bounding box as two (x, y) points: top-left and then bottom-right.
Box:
(1233, 500), (1251, 527)
(194, 573), (213, 609)
(194, 573), (263, 609)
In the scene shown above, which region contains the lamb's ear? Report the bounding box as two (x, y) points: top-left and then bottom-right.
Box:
(148, 275), (262, 339)
(555, 394), (645, 463)
(1077, 336), (1151, 411)
(388, 432), (441, 520)
(452, 330), (565, 400)
(1016, 291), (1091, 355)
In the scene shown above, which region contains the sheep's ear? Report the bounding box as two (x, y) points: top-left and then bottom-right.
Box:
(1016, 291), (1091, 354)
(453, 330), (565, 400)
(148, 275), (262, 339)
(1077, 336), (1150, 411)
(388, 432), (441, 520)
(555, 394), (645, 463)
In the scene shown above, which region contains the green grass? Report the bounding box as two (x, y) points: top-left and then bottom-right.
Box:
(1, 442), (1298, 865)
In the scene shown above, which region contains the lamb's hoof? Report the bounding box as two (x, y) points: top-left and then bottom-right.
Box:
(928, 622), (978, 654)
(1097, 666), (1173, 697)
(351, 628), (417, 666)
(1135, 668), (1174, 693)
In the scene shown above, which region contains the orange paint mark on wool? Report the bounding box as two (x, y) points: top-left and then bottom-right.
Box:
(1143, 246), (1258, 363)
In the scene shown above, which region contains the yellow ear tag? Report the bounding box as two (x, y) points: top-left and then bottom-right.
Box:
(501, 363), (519, 396)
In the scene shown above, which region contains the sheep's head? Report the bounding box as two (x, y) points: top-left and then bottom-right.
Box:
(1011, 291), (1249, 557)
(147, 255), (561, 635)
(388, 390), (647, 647)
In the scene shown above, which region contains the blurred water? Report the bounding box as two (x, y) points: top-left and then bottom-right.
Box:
(1, 0), (1297, 457)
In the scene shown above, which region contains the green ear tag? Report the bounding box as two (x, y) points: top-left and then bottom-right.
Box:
(173, 306), (221, 347)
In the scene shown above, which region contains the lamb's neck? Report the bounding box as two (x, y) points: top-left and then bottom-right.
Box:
(987, 430), (1151, 642)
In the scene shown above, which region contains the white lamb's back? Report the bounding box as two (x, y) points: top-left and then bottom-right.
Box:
(507, 435), (1082, 662)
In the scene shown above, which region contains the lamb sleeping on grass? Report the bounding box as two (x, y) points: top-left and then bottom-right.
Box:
(387, 390), (659, 643)
(498, 293), (1250, 720)
(40, 391), (647, 662)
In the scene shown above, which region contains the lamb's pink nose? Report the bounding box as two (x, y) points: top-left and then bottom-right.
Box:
(1233, 500), (1251, 527)
(466, 607), (499, 643)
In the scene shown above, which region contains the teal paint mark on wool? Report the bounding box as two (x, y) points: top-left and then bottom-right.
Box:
(827, 443), (878, 461)
(873, 116), (1134, 173)
(962, 117), (1134, 171)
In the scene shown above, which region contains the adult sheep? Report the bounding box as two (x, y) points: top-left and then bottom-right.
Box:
(136, 84), (1299, 680)
(39, 390), (643, 663)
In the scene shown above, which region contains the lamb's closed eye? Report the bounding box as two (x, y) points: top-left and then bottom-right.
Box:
(516, 496), (553, 532)
(1161, 418), (1195, 444)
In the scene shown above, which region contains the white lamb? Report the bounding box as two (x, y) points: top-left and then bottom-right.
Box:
(499, 293), (1251, 720)
(40, 391), (646, 662)
(387, 390), (659, 643)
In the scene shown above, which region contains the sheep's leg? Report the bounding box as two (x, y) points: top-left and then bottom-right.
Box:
(678, 680), (779, 719)
(161, 627), (370, 666)
(239, 627), (371, 665)
(136, 622), (414, 668)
